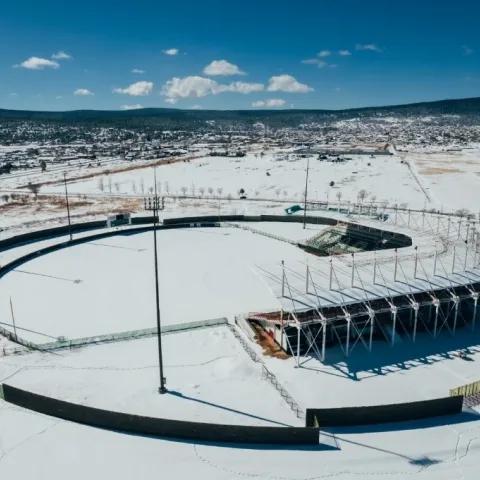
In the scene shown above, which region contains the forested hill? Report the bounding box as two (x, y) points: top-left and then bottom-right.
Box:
(0, 96), (479, 129)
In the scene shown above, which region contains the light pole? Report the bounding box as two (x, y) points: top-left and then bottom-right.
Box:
(303, 157), (310, 229)
(63, 172), (72, 241)
(146, 168), (167, 394)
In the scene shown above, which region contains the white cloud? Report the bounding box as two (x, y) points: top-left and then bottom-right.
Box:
(132, 69), (145, 74)
(163, 48), (179, 55)
(14, 57), (59, 70)
(252, 99), (286, 108)
(190, 105), (203, 109)
(52, 51), (72, 60)
(267, 75), (313, 93)
(301, 58), (328, 68)
(462, 45), (473, 56)
(203, 59), (245, 76)
(318, 50), (331, 57)
(338, 49), (352, 56)
(56, 95), (63, 99)
(356, 43), (382, 52)
(113, 81), (153, 96)
(74, 89), (94, 96)
(224, 81), (263, 94)
(121, 104), (143, 110)
(161, 76), (264, 103)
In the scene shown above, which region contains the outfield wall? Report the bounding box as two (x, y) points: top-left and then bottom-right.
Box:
(1, 384), (319, 445)
(305, 396), (464, 428)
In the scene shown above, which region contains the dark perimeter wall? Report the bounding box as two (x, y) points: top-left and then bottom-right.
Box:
(2, 384), (318, 445)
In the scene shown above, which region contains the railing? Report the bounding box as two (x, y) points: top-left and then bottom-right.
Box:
(222, 222), (297, 245)
(228, 321), (305, 419)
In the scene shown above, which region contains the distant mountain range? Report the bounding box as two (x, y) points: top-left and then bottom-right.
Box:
(1, 97), (479, 128)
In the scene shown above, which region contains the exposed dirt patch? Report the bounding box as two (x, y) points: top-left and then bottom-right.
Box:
(419, 167), (463, 175)
(251, 322), (290, 360)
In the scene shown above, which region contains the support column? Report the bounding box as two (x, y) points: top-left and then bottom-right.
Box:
(369, 312), (375, 352)
(394, 205), (398, 225)
(458, 220), (462, 240)
(453, 298), (459, 335)
(373, 254), (377, 285)
(321, 321), (327, 362)
(447, 217), (451, 237)
(391, 308), (397, 347)
(408, 210), (411, 228)
(433, 301), (440, 338)
(413, 304), (419, 342)
(281, 260), (285, 297)
(345, 315), (351, 357)
(433, 251), (438, 276)
(296, 325), (301, 366)
(394, 248), (398, 282)
(437, 215), (440, 233)
(472, 296), (478, 331)
(351, 254), (355, 288)
(452, 247), (456, 274)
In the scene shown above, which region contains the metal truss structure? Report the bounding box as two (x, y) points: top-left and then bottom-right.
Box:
(249, 210), (480, 367)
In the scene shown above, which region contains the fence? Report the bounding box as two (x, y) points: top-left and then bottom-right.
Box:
(0, 318), (228, 353)
(450, 380), (480, 398)
(1, 384), (318, 445)
(305, 395), (464, 428)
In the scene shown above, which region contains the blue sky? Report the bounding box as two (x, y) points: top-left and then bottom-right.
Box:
(1, 0), (478, 111)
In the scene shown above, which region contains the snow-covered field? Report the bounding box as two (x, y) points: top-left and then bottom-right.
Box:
(0, 226), (309, 343)
(28, 149), (480, 213)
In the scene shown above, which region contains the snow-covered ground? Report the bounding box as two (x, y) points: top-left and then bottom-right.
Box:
(0, 394), (478, 480)
(39, 153), (429, 209)
(0, 326), (299, 426)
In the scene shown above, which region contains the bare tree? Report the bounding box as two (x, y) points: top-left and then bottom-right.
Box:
(283, 190), (288, 199)
(456, 208), (471, 219)
(108, 176), (113, 194)
(227, 193), (232, 202)
(131, 181), (136, 194)
(148, 186), (154, 194)
(275, 188), (281, 198)
(27, 183), (41, 200)
(208, 187), (214, 197)
(336, 191), (342, 202)
(216, 187), (223, 197)
(255, 190), (260, 197)
(156, 182), (162, 195)
(399, 202), (408, 210)
(180, 186), (188, 197)
(199, 187), (205, 197)
(191, 183), (196, 196)
(164, 181), (170, 195)
(2, 194), (10, 203)
(370, 195), (377, 204)
(114, 182), (120, 193)
(357, 189), (368, 203)
(97, 177), (105, 193)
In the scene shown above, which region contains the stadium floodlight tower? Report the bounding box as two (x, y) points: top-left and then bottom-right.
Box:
(144, 168), (167, 394)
